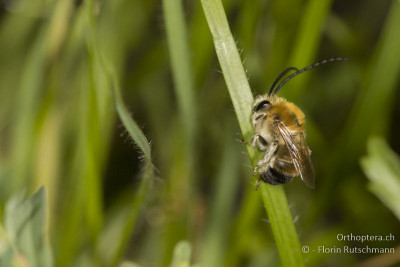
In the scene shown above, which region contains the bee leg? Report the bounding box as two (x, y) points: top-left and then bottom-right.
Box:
(250, 135), (257, 147)
(248, 134), (268, 151)
(236, 136), (256, 147)
(236, 137), (246, 144)
(255, 135), (268, 151)
(253, 165), (258, 176)
(253, 141), (278, 175)
(254, 178), (261, 191)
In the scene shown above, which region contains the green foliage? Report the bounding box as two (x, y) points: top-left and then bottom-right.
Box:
(287, 0), (333, 100)
(170, 241), (192, 267)
(84, 1), (155, 266)
(361, 137), (400, 221)
(119, 262), (142, 267)
(344, 0), (400, 158)
(200, 0), (303, 265)
(0, 187), (53, 267)
(0, 0), (399, 266)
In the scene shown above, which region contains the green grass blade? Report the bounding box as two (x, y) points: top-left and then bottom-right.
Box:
(162, 0), (197, 142)
(106, 66), (155, 267)
(199, 1), (253, 139)
(161, 1), (199, 264)
(200, 133), (240, 267)
(343, 0), (400, 158)
(107, 169), (152, 267)
(9, 27), (47, 194)
(287, 0), (333, 100)
(361, 137), (400, 221)
(225, 187), (261, 267)
(84, 0), (153, 166)
(83, 1), (155, 265)
(105, 36), (153, 267)
(309, 1), (400, 221)
(111, 81), (153, 165)
(200, 0), (304, 266)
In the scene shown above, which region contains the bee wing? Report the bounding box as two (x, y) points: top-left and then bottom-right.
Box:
(276, 122), (315, 188)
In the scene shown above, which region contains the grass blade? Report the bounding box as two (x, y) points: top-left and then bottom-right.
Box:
(84, 0), (153, 168)
(161, 0), (199, 264)
(83, 1), (155, 265)
(309, 0), (400, 221)
(343, 0), (400, 158)
(84, 0), (153, 164)
(9, 27), (47, 194)
(361, 137), (400, 221)
(287, 0), (333, 100)
(162, 0), (196, 141)
(200, 131), (240, 267)
(111, 81), (153, 164)
(200, 0), (304, 265)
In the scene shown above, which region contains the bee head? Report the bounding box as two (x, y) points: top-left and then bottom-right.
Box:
(253, 98), (272, 113)
(252, 95), (277, 126)
(252, 95), (277, 127)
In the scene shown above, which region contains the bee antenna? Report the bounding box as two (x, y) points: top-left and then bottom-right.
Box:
(273, 57), (349, 95)
(268, 67), (299, 96)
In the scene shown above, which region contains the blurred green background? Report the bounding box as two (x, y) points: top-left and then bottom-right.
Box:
(0, 0), (399, 266)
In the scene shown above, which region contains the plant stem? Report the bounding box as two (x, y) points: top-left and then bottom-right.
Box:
(200, 0), (304, 266)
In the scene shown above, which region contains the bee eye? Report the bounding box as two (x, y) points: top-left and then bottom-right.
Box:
(254, 100), (271, 112)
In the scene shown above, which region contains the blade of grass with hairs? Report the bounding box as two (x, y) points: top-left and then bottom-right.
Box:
(200, 0), (304, 266)
(84, 0), (155, 266)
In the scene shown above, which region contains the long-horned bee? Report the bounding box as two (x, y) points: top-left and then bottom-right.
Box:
(250, 57), (348, 189)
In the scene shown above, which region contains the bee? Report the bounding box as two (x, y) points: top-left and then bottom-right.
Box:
(250, 57), (348, 190)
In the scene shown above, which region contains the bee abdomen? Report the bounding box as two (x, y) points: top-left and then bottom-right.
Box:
(260, 168), (294, 185)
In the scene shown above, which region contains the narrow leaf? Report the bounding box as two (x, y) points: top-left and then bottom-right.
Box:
(361, 137), (400, 221)
(200, 0), (304, 266)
